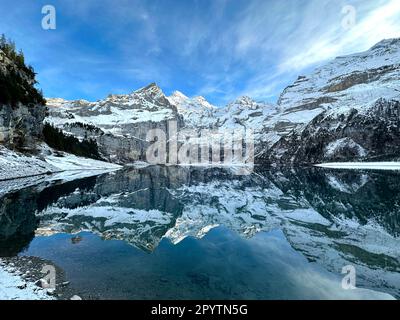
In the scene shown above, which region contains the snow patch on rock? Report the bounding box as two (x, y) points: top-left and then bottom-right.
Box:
(325, 138), (367, 158)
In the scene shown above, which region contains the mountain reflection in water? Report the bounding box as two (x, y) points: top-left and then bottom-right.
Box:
(0, 166), (399, 299)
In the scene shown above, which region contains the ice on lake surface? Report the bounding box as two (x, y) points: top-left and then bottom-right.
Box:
(0, 166), (399, 300)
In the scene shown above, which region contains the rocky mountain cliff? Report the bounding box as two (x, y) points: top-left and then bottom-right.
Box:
(259, 38), (400, 164)
(266, 98), (400, 164)
(47, 86), (279, 163)
(46, 38), (400, 165)
(0, 39), (47, 151)
(47, 83), (184, 163)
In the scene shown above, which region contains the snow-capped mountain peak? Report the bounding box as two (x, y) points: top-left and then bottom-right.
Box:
(192, 96), (216, 110)
(170, 90), (188, 99)
(227, 96), (268, 112)
(263, 38), (400, 164)
(167, 91), (216, 110)
(216, 96), (279, 132)
(166, 91), (217, 128)
(233, 96), (256, 105)
(45, 38), (400, 164)
(167, 90), (190, 107)
(45, 82), (180, 152)
(366, 37), (400, 57)
(133, 82), (165, 99)
(278, 37), (400, 116)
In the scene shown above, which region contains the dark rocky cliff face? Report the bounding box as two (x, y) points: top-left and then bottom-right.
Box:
(0, 103), (47, 150)
(62, 119), (184, 163)
(260, 99), (400, 164)
(0, 43), (47, 151)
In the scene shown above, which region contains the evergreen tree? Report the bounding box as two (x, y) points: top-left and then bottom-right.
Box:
(43, 123), (102, 160)
(0, 34), (45, 107)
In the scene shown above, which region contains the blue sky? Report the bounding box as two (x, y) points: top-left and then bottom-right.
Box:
(1, 0), (399, 105)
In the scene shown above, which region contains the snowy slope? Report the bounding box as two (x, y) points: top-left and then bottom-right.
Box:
(167, 93), (283, 150)
(0, 146), (57, 180)
(47, 83), (179, 137)
(0, 145), (121, 181)
(167, 91), (216, 128)
(215, 96), (277, 130)
(46, 83), (184, 163)
(278, 38), (400, 118)
(261, 38), (400, 163)
(0, 260), (52, 300)
(167, 92), (279, 132)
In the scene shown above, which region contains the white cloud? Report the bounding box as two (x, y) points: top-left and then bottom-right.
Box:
(213, 0), (400, 103)
(279, 0), (400, 73)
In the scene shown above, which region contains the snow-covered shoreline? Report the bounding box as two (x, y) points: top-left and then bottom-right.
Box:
(0, 264), (52, 300)
(315, 162), (400, 170)
(0, 145), (110, 300)
(0, 145), (122, 182)
(0, 256), (83, 300)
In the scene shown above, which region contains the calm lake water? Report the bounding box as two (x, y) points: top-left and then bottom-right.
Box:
(0, 166), (399, 300)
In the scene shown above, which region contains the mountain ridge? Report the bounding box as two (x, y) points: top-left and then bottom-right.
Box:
(45, 38), (400, 164)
